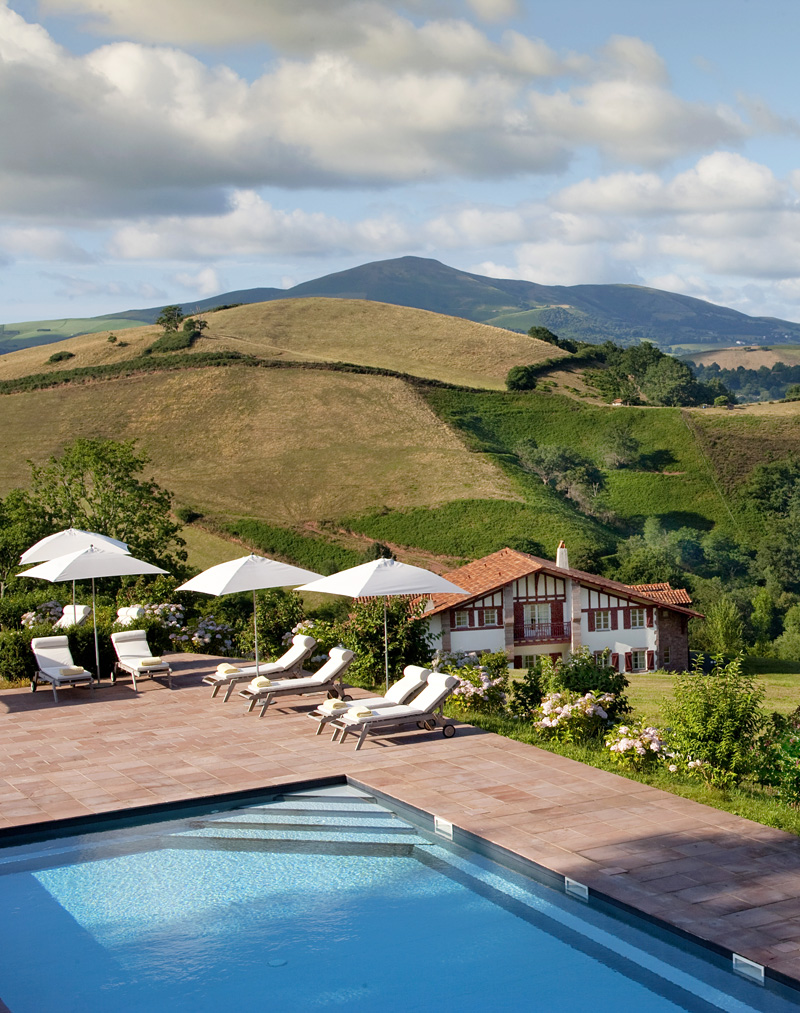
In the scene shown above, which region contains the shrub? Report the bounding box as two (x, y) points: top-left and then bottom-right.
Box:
(533, 690), (614, 743)
(545, 647), (630, 718)
(20, 600), (64, 628)
(605, 721), (672, 772)
(508, 663), (544, 718)
(176, 506), (202, 524)
(189, 615), (234, 654)
(433, 650), (509, 715)
(664, 654), (765, 787)
(334, 597), (434, 690)
(237, 589), (305, 662)
(47, 350), (75, 363)
(0, 628), (44, 684)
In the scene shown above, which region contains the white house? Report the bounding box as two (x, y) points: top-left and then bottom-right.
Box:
(423, 542), (700, 673)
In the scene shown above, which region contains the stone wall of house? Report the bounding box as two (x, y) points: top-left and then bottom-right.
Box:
(658, 608), (689, 671)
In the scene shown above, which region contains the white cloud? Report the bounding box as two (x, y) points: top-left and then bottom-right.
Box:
(0, 227), (93, 261)
(556, 153), (785, 215)
(0, 4), (774, 226)
(173, 267), (222, 297)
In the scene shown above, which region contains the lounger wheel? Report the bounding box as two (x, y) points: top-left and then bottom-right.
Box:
(30, 678), (37, 692)
(342, 694), (352, 701)
(442, 724), (455, 738)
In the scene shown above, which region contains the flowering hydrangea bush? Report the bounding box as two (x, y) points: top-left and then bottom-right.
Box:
(605, 721), (671, 771)
(431, 650), (508, 715)
(20, 601), (64, 629)
(142, 603), (185, 630)
(189, 616), (234, 654)
(533, 690), (614, 743)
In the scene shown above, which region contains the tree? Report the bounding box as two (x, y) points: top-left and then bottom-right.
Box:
(27, 439), (187, 574)
(785, 384), (800, 401)
(517, 442), (605, 507)
(0, 488), (52, 596)
(527, 325), (578, 353)
(604, 416), (640, 469)
(750, 586), (776, 655)
(701, 596), (744, 656)
(156, 305), (185, 333)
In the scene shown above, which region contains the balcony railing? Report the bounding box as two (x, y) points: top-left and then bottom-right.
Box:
(514, 621), (571, 644)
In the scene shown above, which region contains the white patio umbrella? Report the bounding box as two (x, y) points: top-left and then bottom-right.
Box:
(19, 547), (167, 680)
(297, 558), (468, 691)
(176, 554), (323, 675)
(20, 528), (130, 609)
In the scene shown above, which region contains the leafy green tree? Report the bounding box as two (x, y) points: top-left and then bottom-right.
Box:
(604, 416), (640, 468)
(237, 589), (306, 661)
(701, 596), (744, 656)
(527, 326), (578, 353)
(745, 457), (800, 519)
(640, 356), (700, 406)
(750, 586), (776, 654)
(516, 442), (605, 505)
(0, 488), (52, 597)
(785, 384), (800, 401)
(156, 305), (185, 332)
(27, 438), (187, 574)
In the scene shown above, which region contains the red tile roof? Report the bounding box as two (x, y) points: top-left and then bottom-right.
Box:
(424, 547), (702, 618)
(628, 583), (694, 605)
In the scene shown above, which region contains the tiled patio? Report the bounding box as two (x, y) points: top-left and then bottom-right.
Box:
(2, 653), (800, 985)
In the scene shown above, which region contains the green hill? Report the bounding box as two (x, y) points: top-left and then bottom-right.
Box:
(7, 256), (800, 355)
(0, 296), (797, 573)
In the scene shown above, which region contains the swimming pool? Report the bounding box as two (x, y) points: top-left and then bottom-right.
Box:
(0, 783), (796, 1012)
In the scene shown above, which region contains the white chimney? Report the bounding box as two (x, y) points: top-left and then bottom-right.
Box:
(556, 540), (569, 569)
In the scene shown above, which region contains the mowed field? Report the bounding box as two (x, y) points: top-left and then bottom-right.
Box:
(686, 345), (800, 369)
(0, 367), (519, 527)
(0, 298), (564, 391)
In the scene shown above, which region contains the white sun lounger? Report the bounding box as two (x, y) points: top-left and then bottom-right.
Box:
(111, 629), (173, 690)
(307, 664), (431, 735)
(30, 635), (95, 702)
(328, 672), (459, 750)
(201, 634), (317, 701)
(54, 605), (92, 630)
(238, 647), (354, 717)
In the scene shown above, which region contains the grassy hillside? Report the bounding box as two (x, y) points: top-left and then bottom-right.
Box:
(0, 367), (518, 531)
(0, 316), (148, 354)
(686, 345), (800, 370)
(0, 298), (564, 391)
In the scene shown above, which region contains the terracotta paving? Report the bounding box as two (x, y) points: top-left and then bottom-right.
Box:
(2, 653), (800, 985)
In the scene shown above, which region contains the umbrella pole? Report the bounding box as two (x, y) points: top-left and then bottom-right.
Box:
(384, 599), (389, 692)
(253, 589), (259, 676)
(72, 580), (76, 611)
(92, 577), (100, 683)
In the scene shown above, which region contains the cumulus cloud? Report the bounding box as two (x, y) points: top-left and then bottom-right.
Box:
(0, 4), (772, 224)
(173, 267), (223, 297)
(0, 227), (93, 262)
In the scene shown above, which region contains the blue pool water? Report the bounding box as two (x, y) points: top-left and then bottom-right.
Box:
(0, 785), (796, 1012)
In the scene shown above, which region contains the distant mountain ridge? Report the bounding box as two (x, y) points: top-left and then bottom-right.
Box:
(5, 256), (800, 353)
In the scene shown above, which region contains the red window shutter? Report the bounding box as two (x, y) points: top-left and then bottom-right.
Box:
(646, 650), (655, 670)
(646, 608), (654, 627)
(611, 609), (618, 630)
(611, 652), (619, 671)
(624, 652), (633, 672)
(514, 655), (523, 669)
(552, 600), (564, 624)
(623, 609), (630, 629)
(587, 611), (595, 632)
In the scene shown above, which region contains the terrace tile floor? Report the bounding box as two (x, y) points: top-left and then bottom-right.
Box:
(2, 653), (800, 984)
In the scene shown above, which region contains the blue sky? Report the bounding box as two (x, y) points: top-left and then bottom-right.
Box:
(3, 0), (800, 323)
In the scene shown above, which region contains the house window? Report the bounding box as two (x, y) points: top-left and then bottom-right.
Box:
(523, 603), (551, 625)
(478, 608), (499, 627)
(630, 608), (646, 628)
(631, 649), (647, 672)
(595, 610), (611, 631)
(522, 655), (537, 669)
(662, 646), (671, 665)
(453, 610), (470, 629)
